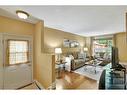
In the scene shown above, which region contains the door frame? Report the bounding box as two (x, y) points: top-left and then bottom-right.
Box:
(2, 33), (33, 89)
(0, 33), (4, 89)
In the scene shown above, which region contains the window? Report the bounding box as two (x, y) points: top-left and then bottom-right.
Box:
(92, 39), (113, 59)
(7, 40), (29, 65)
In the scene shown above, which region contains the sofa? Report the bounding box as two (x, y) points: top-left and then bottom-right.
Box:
(71, 59), (86, 70)
(62, 52), (89, 71)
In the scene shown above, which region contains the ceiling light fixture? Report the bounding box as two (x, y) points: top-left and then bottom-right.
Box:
(16, 10), (29, 19)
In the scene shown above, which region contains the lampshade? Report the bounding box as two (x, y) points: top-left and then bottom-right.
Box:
(84, 47), (88, 51)
(55, 48), (62, 54)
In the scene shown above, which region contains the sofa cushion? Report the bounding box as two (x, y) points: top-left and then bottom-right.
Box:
(78, 53), (86, 60)
(72, 52), (78, 59)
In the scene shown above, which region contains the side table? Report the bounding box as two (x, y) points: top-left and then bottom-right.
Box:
(55, 61), (67, 78)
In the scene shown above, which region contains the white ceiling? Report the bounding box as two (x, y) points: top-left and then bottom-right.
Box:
(0, 6), (127, 37)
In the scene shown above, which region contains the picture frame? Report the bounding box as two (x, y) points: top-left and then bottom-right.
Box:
(63, 39), (80, 48)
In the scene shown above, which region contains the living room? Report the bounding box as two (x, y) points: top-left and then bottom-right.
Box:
(0, 6), (127, 90)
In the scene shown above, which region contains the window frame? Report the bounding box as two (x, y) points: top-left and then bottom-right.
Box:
(7, 39), (30, 65)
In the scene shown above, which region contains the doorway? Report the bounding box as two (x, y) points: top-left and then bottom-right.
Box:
(0, 33), (33, 89)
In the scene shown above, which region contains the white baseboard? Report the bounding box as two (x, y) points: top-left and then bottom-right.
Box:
(34, 80), (45, 89)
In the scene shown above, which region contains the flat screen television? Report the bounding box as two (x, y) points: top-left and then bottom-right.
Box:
(111, 47), (119, 69)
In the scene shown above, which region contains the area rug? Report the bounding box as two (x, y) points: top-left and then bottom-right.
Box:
(74, 65), (104, 81)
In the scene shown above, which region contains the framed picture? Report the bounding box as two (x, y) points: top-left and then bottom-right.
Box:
(63, 39), (70, 47)
(63, 39), (80, 48)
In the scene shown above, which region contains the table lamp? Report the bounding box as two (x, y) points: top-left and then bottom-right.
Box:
(55, 48), (62, 62)
(84, 47), (88, 59)
(84, 47), (88, 52)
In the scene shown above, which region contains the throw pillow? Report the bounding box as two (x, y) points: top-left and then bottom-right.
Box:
(69, 55), (74, 60)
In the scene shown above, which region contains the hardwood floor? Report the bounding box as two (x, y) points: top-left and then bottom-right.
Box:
(55, 70), (98, 90)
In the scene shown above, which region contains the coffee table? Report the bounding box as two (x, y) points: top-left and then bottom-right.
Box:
(84, 60), (102, 74)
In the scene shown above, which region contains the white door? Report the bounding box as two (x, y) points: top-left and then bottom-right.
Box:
(3, 34), (33, 89)
(0, 33), (3, 89)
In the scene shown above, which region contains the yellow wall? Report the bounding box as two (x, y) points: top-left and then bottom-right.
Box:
(44, 27), (86, 53)
(115, 32), (127, 62)
(85, 37), (92, 56)
(34, 21), (53, 88)
(0, 16), (34, 35)
(43, 27), (86, 88)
